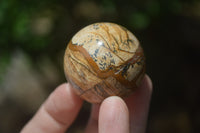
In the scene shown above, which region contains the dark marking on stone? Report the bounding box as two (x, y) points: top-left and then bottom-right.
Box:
(127, 39), (133, 44)
(100, 66), (105, 70)
(105, 52), (112, 58)
(73, 43), (84, 46)
(93, 24), (100, 30)
(88, 38), (93, 43)
(90, 54), (97, 62)
(102, 56), (106, 60)
(110, 59), (115, 65)
(121, 63), (130, 76)
(95, 49), (99, 54)
(137, 62), (141, 65)
(93, 83), (108, 97)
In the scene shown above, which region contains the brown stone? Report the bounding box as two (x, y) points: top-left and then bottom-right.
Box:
(64, 22), (145, 103)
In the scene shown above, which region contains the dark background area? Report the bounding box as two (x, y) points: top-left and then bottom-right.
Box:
(0, 0), (200, 133)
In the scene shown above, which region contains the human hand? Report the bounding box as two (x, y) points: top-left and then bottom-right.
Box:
(21, 74), (152, 133)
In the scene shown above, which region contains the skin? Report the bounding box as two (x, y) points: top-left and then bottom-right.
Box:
(21, 74), (152, 133)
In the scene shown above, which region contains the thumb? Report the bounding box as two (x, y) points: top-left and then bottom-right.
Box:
(99, 96), (129, 133)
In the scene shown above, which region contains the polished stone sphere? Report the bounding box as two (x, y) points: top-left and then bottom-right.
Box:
(64, 22), (145, 103)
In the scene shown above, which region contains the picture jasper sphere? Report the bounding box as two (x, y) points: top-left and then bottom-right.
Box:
(64, 22), (145, 103)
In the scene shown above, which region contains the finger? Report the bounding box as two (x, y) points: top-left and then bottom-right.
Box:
(125, 74), (153, 133)
(21, 83), (83, 133)
(99, 96), (130, 133)
(85, 104), (100, 133)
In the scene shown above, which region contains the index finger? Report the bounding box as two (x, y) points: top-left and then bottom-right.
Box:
(21, 83), (83, 133)
(125, 74), (153, 133)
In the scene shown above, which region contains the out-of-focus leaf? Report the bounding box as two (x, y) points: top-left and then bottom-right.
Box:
(170, 0), (182, 14)
(0, 53), (11, 83)
(13, 12), (30, 41)
(101, 0), (116, 14)
(0, 0), (8, 24)
(146, 1), (160, 17)
(129, 12), (150, 30)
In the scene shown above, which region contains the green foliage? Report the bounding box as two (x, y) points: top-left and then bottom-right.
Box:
(0, 0), (51, 53)
(101, 0), (116, 14)
(13, 12), (30, 41)
(129, 12), (150, 30)
(0, 53), (10, 83)
(0, 0), (199, 76)
(146, 1), (161, 17)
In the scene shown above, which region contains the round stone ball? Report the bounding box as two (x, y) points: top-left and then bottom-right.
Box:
(64, 22), (145, 103)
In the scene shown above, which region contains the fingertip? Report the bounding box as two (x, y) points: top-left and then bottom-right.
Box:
(143, 74), (153, 92)
(101, 96), (129, 121)
(124, 74), (153, 133)
(99, 96), (129, 133)
(134, 74), (153, 97)
(44, 82), (83, 124)
(101, 96), (128, 114)
(45, 83), (83, 113)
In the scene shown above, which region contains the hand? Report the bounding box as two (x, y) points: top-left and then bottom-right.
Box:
(21, 74), (152, 133)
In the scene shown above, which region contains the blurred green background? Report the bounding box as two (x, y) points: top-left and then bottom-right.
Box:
(0, 0), (200, 132)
